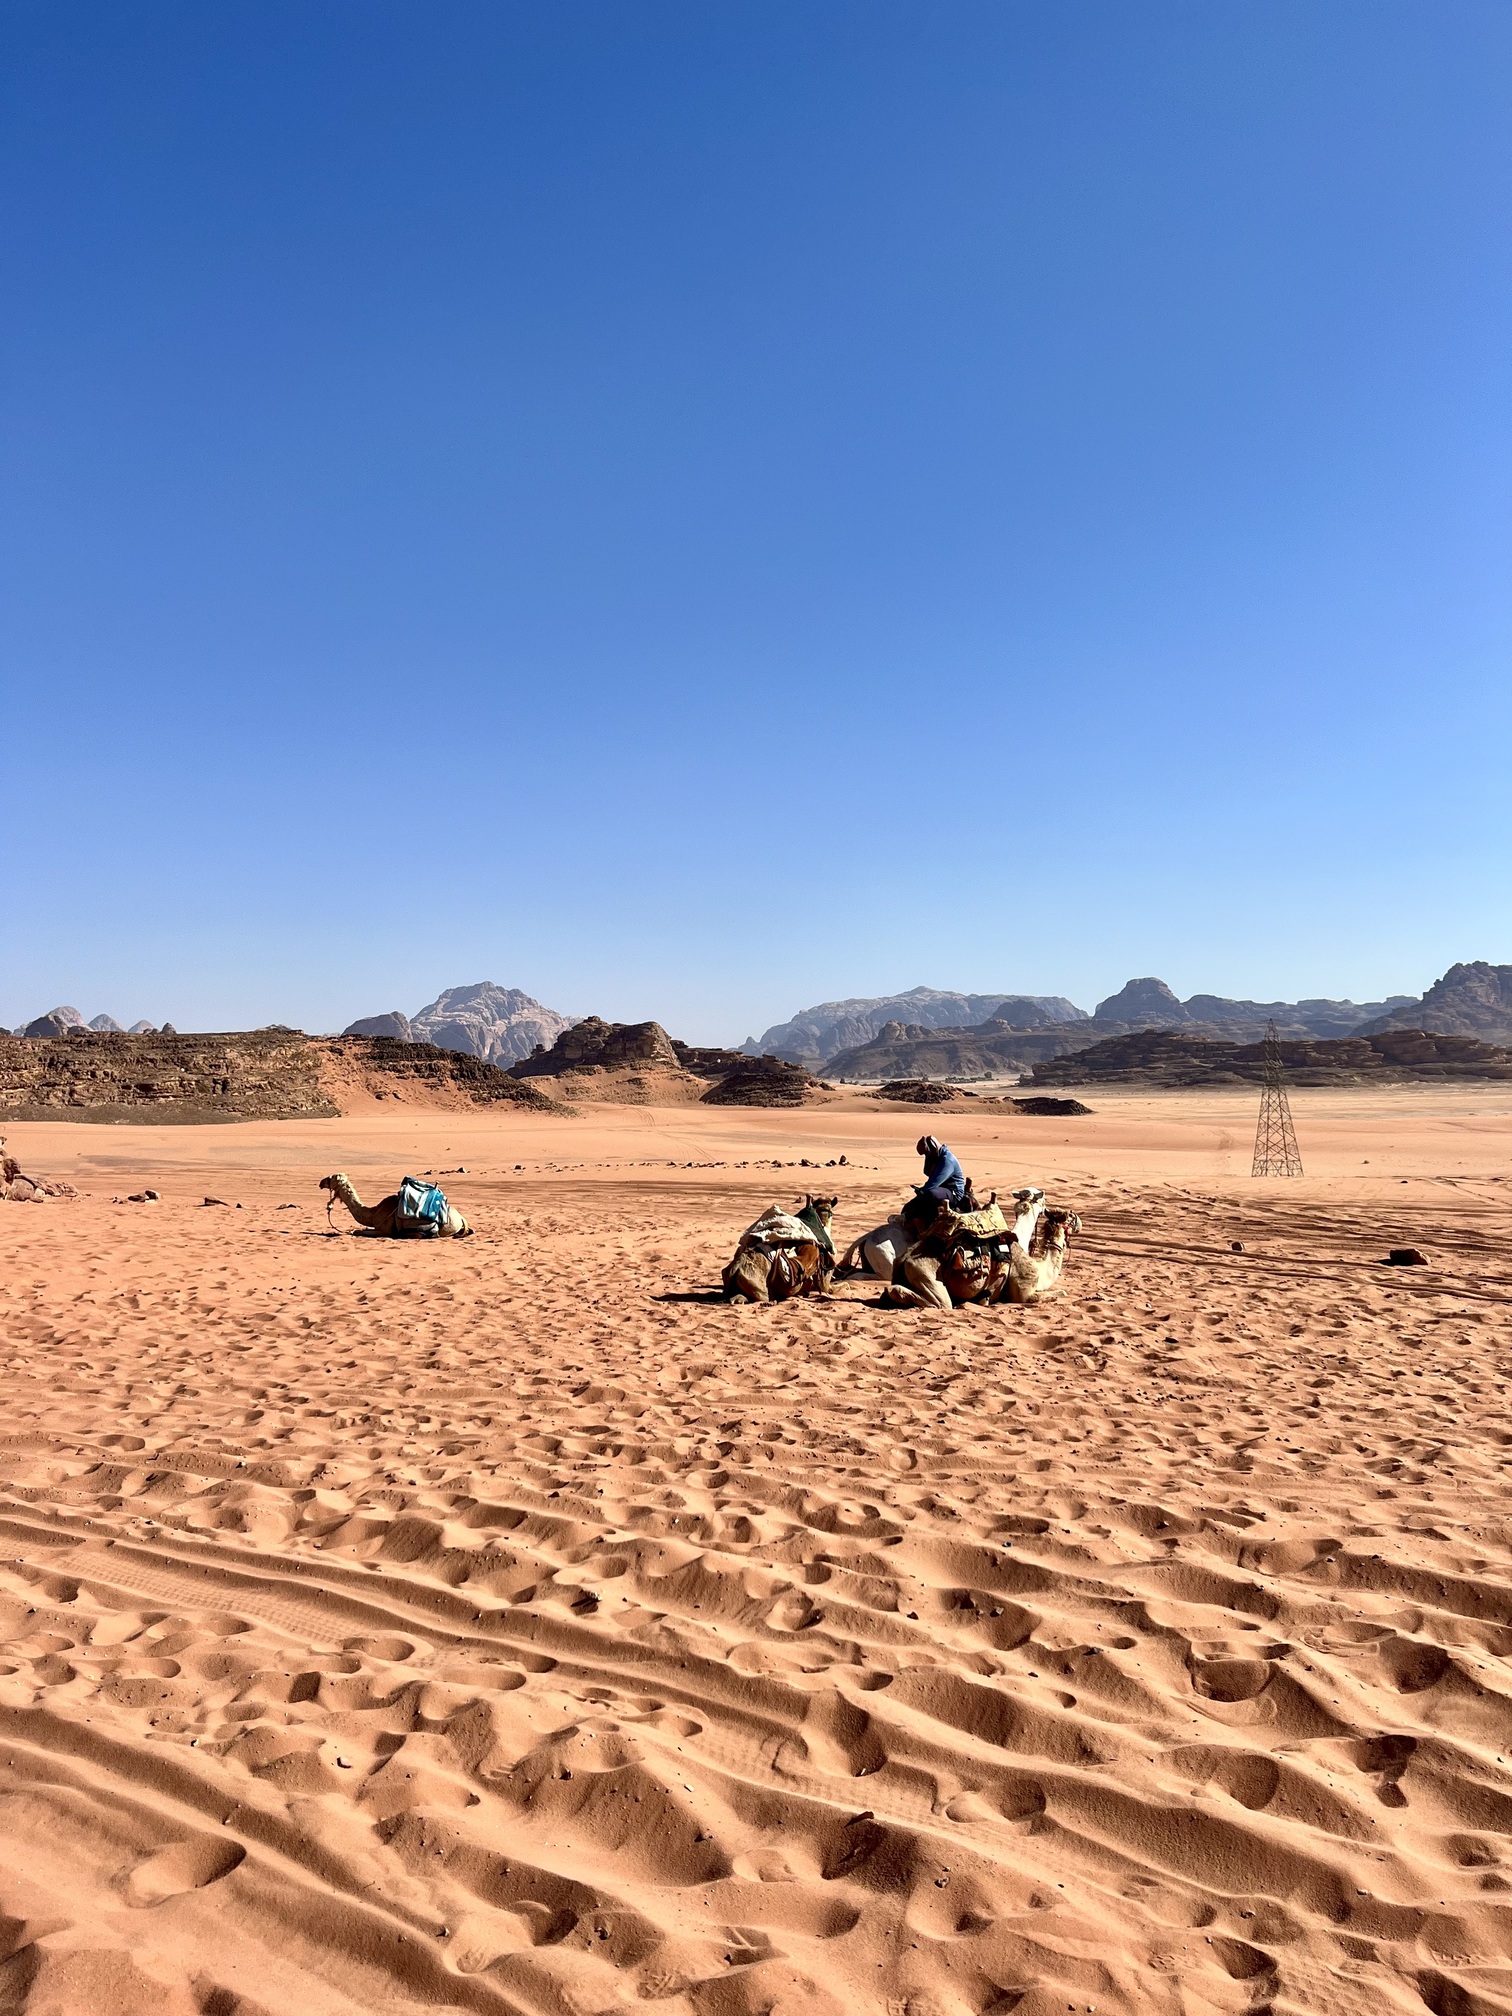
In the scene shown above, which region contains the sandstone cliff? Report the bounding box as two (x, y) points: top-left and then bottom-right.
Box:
(0, 1029), (558, 1122)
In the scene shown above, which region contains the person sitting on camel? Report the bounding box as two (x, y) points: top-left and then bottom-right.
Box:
(902, 1135), (969, 1239)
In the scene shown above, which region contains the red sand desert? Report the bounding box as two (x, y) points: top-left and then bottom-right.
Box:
(2, 1085), (1511, 2015)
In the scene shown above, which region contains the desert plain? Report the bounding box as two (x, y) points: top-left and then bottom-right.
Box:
(1, 1085), (1510, 2016)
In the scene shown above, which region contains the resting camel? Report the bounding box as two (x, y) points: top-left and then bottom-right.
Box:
(723, 1196), (838, 1304)
(884, 1203), (1081, 1310)
(841, 1186), (1046, 1280)
(319, 1173), (472, 1238)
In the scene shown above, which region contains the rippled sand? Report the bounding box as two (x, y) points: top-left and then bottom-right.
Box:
(1, 1088), (1509, 2015)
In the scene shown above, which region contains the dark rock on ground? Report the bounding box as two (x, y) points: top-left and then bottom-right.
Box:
(873, 1080), (958, 1104)
(701, 1056), (819, 1107)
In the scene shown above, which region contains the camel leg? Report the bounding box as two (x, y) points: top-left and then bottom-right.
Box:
(897, 1252), (953, 1311)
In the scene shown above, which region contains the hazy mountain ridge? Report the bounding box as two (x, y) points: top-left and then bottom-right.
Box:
(748, 988), (1088, 1067)
(790, 976), (1427, 1076)
(1090, 977), (1414, 1036)
(14, 1005), (172, 1038)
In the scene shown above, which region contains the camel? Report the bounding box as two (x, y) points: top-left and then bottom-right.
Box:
(883, 1200), (1080, 1310)
(319, 1172), (472, 1238)
(840, 1186), (1046, 1280)
(723, 1195), (838, 1304)
(1002, 1208), (1081, 1304)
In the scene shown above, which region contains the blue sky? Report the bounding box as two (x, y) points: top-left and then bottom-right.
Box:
(4, 1), (1508, 1042)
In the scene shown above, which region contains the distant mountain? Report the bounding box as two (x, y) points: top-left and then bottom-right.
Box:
(748, 987), (1089, 1068)
(827, 1019), (1091, 1082)
(826, 976), (1423, 1082)
(343, 982), (577, 1068)
(19, 1006), (86, 1038)
(1091, 978), (1413, 1039)
(1361, 962), (1512, 1044)
(344, 1011), (414, 1041)
(1029, 1027), (1512, 1089)
(15, 1007), (162, 1037)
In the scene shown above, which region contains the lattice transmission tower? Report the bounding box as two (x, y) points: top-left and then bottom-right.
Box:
(1252, 1018), (1304, 1176)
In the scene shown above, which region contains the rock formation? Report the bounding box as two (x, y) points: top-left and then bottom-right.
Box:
(1091, 977), (1188, 1025)
(1361, 962), (1512, 1045)
(0, 1029), (559, 1122)
(340, 982), (577, 1067)
(1029, 1028), (1512, 1089)
(20, 1006), (87, 1038)
(343, 1011), (414, 1041)
(748, 988), (1088, 1067)
(700, 1056), (819, 1107)
(512, 1017), (682, 1077)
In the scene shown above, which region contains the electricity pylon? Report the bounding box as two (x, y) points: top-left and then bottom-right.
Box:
(1252, 1018), (1303, 1176)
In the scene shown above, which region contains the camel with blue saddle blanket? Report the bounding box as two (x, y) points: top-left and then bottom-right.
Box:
(319, 1172), (472, 1238)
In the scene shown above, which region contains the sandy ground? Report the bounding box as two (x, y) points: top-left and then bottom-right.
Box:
(1, 1086), (1510, 2016)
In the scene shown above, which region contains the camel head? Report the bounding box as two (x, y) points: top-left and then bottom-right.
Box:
(799, 1193), (839, 1228)
(1038, 1207), (1081, 1249)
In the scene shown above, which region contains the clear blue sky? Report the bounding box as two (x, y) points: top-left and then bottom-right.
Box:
(4, 2), (1508, 1042)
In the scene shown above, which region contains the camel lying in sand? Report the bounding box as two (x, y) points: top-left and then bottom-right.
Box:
(883, 1201), (1081, 1310)
(841, 1186), (1047, 1279)
(723, 1196), (838, 1303)
(319, 1173), (472, 1238)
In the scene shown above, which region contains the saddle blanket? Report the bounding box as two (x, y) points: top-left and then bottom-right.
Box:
(943, 1202), (1009, 1240)
(736, 1206), (821, 1251)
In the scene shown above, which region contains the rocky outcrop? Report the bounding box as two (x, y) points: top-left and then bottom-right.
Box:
(20, 1007), (87, 1038)
(512, 1018), (682, 1077)
(1092, 978), (1188, 1026)
(0, 1029), (559, 1122)
(671, 1042), (750, 1078)
(343, 1011), (414, 1041)
(88, 1014), (124, 1033)
(1361, 962), (1512, 1044)
(1029, 1028), (1512, 1089)
(700, 1057), (820, 1107)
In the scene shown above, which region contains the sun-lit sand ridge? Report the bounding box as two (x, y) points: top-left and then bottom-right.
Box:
(1, 1086), (1510, 2015)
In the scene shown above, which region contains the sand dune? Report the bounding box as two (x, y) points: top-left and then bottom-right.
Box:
(1, 1088), (1510, 2013)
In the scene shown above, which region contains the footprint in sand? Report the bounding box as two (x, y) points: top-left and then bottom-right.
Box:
(123, 1836), (246, 1906)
